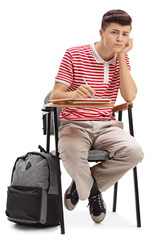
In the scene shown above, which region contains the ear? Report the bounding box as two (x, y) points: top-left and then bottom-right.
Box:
(99, 29), (104, 39)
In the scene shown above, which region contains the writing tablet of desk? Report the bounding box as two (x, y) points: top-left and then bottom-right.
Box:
(44, 102), (114, 109)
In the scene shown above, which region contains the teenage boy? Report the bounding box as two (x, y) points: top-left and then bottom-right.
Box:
(50, 9), (143, 223)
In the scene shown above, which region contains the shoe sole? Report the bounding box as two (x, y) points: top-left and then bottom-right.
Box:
(90, 201), (106, 223)
(64, 182), (78, 211)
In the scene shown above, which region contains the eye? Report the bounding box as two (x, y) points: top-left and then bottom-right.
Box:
(111, 31), (118, 34)
(123, 33), (129, 37)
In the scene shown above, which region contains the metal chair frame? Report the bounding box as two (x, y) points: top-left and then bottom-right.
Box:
(42, 102), (141, 234)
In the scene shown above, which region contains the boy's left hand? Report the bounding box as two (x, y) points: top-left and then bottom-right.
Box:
(119, 38), (133, 55)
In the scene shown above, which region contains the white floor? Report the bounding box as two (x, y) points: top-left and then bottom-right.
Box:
(1, 159), (159, 240)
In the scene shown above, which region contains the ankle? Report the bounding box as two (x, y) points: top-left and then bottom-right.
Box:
(89, 179), (99, 198)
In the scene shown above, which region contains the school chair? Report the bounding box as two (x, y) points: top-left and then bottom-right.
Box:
(42, 91), (141, 234)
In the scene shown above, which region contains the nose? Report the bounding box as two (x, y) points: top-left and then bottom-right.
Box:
(116, 34), (123, 42)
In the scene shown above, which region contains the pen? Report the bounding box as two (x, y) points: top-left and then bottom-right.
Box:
(82, 77), (95, 98)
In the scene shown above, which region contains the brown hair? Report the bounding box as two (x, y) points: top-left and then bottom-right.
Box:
(101, 9), (132, 31)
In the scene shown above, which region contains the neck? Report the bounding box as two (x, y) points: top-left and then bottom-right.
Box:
(94, 41), (115, 61)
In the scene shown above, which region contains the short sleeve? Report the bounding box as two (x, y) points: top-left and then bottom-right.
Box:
(55, 49), (73, 86)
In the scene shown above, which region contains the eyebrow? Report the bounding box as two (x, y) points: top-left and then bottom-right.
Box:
(111, 29), (130, 34)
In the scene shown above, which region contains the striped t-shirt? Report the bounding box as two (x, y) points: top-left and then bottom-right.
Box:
(55, 44), (131, 120)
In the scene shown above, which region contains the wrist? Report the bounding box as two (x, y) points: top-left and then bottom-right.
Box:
(117, 53), (126, 66)
(117, 52), (126, 59)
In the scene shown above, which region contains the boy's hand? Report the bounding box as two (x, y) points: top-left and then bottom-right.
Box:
(118, 38), (133, 56)
(72, 84), (95, 99)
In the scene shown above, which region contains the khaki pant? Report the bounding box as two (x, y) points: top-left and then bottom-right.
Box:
(58, 119), (143, 200)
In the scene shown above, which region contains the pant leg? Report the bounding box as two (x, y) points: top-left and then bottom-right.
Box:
(58, 120), (94, 200)
(91, 121), (144, 192)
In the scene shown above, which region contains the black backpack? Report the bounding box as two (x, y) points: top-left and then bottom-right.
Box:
(6, 146), (60, 227)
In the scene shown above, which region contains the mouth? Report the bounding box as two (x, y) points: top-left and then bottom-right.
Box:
(114, 44), (123, 47)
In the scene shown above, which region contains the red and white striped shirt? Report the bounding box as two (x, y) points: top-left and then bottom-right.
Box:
(55, 44), (131, 120)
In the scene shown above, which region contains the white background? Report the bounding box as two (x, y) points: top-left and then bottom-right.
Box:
(0, 0), (159, 239)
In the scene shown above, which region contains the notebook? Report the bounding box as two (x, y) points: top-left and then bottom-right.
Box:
(48, 98), (111, 104)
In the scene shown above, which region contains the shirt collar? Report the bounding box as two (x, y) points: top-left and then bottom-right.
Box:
(91, 43), (117, 65)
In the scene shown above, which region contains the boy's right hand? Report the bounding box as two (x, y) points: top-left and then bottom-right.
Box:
(72, 84), (95, 99)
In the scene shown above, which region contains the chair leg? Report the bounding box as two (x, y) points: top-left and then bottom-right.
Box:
(112, 111), (121, 213)
(56, 157), (65, 234)
(133, 166), (141, 227)
(46, 111), (51, 153)
(128, 105), (141, 227)
(53, 107), (65, 234)
(112, 182), (118, 212)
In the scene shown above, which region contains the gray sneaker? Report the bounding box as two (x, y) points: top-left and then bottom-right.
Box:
(88, 191), (106, 223)
(64, 181), (79, 210)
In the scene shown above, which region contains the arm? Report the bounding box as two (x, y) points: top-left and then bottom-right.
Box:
(118, 38), (138, 102)
(50, 82), (74, 100)
(50, 48), (95, 100)
(50, 82), (95, 100)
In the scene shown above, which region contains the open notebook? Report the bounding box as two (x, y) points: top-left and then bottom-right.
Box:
(48, 98), (111, 104)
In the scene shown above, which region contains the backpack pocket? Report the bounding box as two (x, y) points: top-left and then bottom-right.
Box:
(6, 185), (42, 223)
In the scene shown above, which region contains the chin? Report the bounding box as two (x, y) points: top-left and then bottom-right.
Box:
(113, 47), (123, 52)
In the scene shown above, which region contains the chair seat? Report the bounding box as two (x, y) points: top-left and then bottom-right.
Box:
(51, 149), (110, 162)
(88, 150), (110, 162)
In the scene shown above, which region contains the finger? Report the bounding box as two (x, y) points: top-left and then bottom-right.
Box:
(130, 38), (133, 48)
(80, 85), (95, 98)
(83, 85), (95, 94)
(127, 38), (133, 49)
(123, 41), (132, 53)
(82, 85), (95, 98)
(75, 92), (85, 98)
(77, 88), (88, 98)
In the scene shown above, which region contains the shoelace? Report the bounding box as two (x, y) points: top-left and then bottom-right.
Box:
(88, 193), (105, 213)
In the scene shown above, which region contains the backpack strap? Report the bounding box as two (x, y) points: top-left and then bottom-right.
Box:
(39, 152), (58, 194)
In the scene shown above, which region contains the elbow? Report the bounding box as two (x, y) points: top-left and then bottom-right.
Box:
(123, 96), (135, 102)
(49, 91), (54, 100)
(120, 87), (138, 102)
(122, 89), (138, 102)
(50, 90), (58, 100)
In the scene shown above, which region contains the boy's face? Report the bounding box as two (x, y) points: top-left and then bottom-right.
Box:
(100, 22), (131, 53)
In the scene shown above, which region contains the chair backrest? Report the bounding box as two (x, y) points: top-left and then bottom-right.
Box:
(43, 91), (62, 135)
(44, 91), (52, 104)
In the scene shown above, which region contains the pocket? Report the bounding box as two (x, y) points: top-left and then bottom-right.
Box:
(6, 186), (42, 222)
